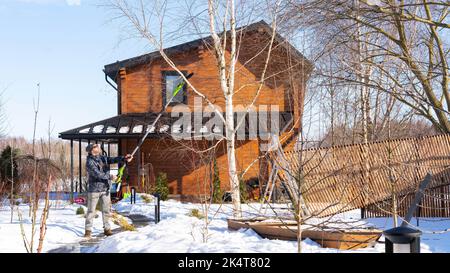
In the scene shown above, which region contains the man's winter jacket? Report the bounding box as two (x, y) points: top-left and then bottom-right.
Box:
(86, 154), (125, 192)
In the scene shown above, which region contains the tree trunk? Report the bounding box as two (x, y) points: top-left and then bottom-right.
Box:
(226, 95), (241, 218)
(37, 175), (52, 253)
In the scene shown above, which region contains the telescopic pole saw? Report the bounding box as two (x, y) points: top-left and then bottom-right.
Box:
(114, 72), (194, 193)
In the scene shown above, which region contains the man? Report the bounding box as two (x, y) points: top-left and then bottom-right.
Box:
(84, 143), (133, 238)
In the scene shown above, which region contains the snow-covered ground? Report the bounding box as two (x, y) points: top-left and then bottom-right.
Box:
(0, 199), (121, 253)
(1, 195), (449, 253)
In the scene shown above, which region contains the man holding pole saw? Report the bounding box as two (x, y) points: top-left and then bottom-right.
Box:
(83, 72), (193, 238)
(84, 144), (133, 238)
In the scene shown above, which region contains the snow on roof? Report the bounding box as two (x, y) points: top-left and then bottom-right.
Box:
(132, 125), (143, 133)
(159, 125), (169, 133)
(106, 126), (116, 133)
(93, 125), (104, 133)
(119, 126), (129, 133)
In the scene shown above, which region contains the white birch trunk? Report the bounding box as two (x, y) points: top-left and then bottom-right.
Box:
(225, 94), (241, 217)
(208, 0), (241, 218)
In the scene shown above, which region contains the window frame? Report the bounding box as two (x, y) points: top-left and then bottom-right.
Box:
(161, 70), (188, 107)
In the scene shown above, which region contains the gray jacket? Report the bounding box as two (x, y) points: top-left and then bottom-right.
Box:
(86, 154), (125, 192)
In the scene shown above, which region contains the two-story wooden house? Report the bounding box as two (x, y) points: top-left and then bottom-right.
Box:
(59, 20), (312, 201)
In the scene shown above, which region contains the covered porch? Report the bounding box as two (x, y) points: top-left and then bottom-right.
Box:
(58, 113), (175, 197)
(59, 111), (295, 199)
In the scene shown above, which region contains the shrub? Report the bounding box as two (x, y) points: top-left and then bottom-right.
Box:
(154, 172), (169, 201)
(0, 146), (19, 185)
(239, 177), (249, 204)
(212, 157), (222, 203)
(76, 206), (85, 215)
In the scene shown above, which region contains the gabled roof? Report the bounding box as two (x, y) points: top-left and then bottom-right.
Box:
(104, 20), (313, 81)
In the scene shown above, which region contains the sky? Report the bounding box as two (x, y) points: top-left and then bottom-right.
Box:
(0, 0), (154, 140)
(0, 0), (319, 141)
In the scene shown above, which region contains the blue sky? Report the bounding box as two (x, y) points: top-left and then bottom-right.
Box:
(0, 0), (153, 140)
(0, 0), (315, 141)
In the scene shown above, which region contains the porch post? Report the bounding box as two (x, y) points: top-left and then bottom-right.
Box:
(79, 139), (82, 193)
(70, 139), (74, 202)
(137, 138), (141, 191)
(136, 138), (141, 190)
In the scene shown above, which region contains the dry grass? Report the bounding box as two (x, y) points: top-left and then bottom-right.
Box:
(140, 193), (154, 204)
(111, 212), (136, 231)
(188, 208), (204, 219)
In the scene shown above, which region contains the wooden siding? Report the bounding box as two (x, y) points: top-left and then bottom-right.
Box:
(121, 138), (264, 199)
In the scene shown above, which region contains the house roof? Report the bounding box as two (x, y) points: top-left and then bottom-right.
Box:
(58, 111), (294, 143)
(104, 20), (313, 81)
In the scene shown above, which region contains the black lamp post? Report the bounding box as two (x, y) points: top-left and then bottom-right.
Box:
(383, 226), (422, 253)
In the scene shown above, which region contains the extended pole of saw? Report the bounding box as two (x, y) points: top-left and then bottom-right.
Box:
(113, 72), (194, 196)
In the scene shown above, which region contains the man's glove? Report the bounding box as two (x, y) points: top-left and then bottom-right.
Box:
(125, 154), (133, 163)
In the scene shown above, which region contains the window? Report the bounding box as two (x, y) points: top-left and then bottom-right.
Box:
(162, 71), (187, 106)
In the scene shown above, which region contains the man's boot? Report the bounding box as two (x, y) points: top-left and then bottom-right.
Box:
(104, 229), (113, 236)
(84, 230), (92, 238)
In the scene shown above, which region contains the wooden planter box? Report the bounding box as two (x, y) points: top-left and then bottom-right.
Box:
(227, 218), (382, 250)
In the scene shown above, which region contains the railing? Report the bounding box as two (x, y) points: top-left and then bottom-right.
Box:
(130, 187), (160, 224)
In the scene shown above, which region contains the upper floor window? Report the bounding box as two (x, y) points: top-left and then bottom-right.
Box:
(162, 71), (187, 106)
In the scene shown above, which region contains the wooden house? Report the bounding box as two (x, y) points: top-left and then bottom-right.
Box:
(59, 21), (313, 201)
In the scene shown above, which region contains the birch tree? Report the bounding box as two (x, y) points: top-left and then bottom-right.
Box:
(105, 0), (285, 218)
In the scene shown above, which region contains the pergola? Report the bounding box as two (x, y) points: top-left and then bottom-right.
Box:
(59, 111), (294, 197)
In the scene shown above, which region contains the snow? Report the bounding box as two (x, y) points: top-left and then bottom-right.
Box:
(1, 195), (449, 253)
(106, 126), (116, 133)
(119, 126), (129, 133)
(159, 125), (170, 133)
(132, 125), (143, 133)
(0, 201), (120, 253)
(92, 125), (104, 133)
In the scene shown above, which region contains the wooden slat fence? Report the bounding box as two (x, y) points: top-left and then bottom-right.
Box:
(277, 134), (450, 217)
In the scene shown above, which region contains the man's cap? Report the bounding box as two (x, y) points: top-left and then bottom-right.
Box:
(85, 143), (99, 153)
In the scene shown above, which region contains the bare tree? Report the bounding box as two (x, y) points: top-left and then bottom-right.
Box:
(15, 85), (61, 253)
(286, 0), (449, 134)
